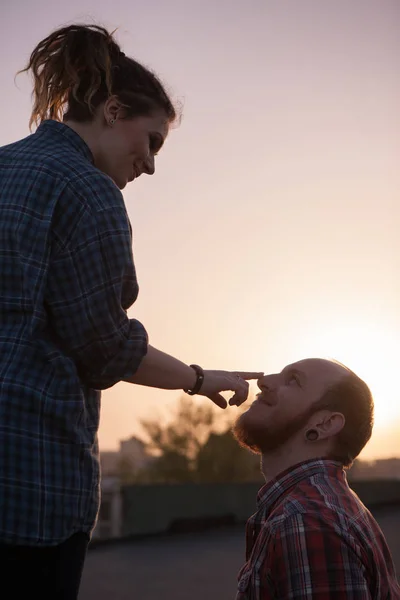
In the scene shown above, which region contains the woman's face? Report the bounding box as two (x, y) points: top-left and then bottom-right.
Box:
(95, 103), (169, 189)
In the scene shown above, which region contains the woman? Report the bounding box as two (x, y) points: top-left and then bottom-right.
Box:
(0, 24), (261, 599)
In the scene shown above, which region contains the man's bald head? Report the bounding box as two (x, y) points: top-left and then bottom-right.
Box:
(235, 358), (374, 467)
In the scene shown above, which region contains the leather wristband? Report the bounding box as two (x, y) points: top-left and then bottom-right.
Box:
(184, 364), (204, 396)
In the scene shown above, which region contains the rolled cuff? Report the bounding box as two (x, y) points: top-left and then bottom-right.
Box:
(80, 319), (149, 390)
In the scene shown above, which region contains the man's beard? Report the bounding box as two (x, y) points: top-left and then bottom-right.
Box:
(233, 405), (316, 455)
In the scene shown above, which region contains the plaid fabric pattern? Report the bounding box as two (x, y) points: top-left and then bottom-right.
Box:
(0, 120), (148, 545)
(236, 459), (400, 599)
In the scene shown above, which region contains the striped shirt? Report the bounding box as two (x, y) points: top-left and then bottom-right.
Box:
(236, 459), (400, 599)
(0, 120), (148, 546)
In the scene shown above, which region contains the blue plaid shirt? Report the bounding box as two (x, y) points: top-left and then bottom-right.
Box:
(0, 120), (148, 546)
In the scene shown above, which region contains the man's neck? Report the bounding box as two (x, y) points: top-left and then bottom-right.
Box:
(261, 446), (325, 484)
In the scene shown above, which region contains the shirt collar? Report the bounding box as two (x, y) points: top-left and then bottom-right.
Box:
(36, 120), (94, 163)
(257, 458), (345, 512)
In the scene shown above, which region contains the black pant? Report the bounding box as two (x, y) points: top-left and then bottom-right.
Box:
(0, 532), (89, 599)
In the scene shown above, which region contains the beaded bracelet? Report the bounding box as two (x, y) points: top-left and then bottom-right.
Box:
(184, 364), (205, 395)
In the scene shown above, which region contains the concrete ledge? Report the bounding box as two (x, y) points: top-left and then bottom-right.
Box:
(350, 479), (400, 508)
(121, 479), (400, 538)
(91, 479), (400, 546)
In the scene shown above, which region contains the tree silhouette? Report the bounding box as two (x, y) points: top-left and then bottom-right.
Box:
(137, 395), (262, 483)
(196, 429), (262, 483)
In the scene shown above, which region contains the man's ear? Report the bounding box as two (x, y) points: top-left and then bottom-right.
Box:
(313, 411), (345, 440)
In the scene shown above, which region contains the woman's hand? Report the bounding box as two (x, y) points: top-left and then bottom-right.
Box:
(126, 346), (263, 409)
(199, 370), (264, 409)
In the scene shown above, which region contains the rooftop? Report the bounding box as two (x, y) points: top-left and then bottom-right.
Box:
(81, 505), (400, 600)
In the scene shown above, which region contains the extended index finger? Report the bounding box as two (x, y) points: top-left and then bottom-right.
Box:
(233, 371), (264, 380)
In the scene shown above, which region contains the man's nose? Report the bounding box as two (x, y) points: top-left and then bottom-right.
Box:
(257, 374), (277, 391)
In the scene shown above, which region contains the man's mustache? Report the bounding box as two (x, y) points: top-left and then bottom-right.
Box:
(255, 391), (277, 406)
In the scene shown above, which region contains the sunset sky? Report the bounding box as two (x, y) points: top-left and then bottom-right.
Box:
(2, 0), (399, 460)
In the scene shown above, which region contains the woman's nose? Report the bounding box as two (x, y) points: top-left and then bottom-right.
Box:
(142, 154), (155, 175)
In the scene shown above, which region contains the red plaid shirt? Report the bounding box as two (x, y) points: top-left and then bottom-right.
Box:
(236, 459), (400, 599)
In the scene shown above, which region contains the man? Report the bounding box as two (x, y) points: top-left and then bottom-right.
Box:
(233, 358), (400, 599)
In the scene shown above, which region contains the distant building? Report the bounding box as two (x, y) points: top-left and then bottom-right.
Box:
(349, 458), (400, 480)
(100, 436), (152, 479)
(371, 458), (400, 480)
(95, 437), (153, 540)
(92, 477), (122, 540)
(100, 451), (120, 477)
(119, 436), (152, 472)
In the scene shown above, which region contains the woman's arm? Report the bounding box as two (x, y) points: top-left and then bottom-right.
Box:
(125, 345), (263, 409)
(124, 345), (197, 390)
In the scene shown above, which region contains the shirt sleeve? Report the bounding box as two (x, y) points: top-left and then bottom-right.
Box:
(45, 184), (148, 390)
(267, 513), (372, 599)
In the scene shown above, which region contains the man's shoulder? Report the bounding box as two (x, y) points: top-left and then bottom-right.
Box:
(267, 476), (367, 533)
